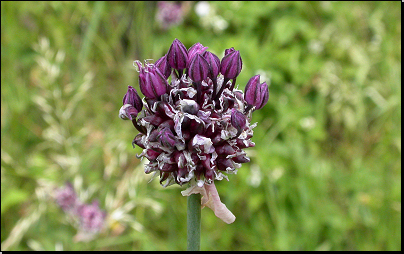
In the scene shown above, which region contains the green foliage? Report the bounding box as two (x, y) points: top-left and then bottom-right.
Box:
(1, 1), (401, 251)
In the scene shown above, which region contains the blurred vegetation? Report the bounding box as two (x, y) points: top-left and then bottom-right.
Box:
(1, 1), (401, 251)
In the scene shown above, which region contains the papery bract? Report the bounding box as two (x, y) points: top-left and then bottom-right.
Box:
(181, 182), (236, 224)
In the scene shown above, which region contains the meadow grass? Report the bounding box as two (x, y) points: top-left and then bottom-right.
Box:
(1, 1), (401, 251)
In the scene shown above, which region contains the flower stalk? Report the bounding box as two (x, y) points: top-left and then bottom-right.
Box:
(187, 193), (201, 251)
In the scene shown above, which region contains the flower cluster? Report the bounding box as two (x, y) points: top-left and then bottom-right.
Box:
(155, 1), (190, 30)
(54, 183), (106, 241)
(119, 39), (268, 223)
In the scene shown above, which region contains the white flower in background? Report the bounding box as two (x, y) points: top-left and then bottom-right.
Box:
(195, 1), (228, 33)
(300, 117), (316, 130)
(195, 1), (210, 17)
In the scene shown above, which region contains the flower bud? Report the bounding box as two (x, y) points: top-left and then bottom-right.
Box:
(187, 42), (208, 68)
(244, 75), (269, 110)
(160, 163), (177, 172)
(123, 86), (143, 112)
(157, 127), (178, 148)
(203, 51), (220, 79)
(145, 149), (161, 161)
(132, 133), (146, 149)
(232, 153), (250, 163)
(188, 53), (209, 82)
(137, 62), (167, 99)
(215, 143), (236, 155)
(220, 49), (242, 79)
(142, 114), (165, 126)
(230, 108), (246, 135)
(217, 158), (235, 171)
(167, 38), (188, 70)
(257, 82), (269, 110)
(155, 55), (172, 79)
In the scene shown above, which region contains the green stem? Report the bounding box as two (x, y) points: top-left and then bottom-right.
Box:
(187, 193), (201, 251)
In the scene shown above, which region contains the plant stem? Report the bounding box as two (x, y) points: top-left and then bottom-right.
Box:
(187, 193), (201, 251)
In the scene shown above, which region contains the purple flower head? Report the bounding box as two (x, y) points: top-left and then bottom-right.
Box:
(55, 183), (108, 242)
(188, 53), (210, 83)
(167, 38), (188, 70)
(244, 75), (269, 110)
(203, 51), (220, 80)
(155, 55), (172, 79)
(55, 182), (78, 212)
(77, 200), (106, 233)
(120, 41), (269, 224)
(156, 1), (185, 30)
(220, 49), (242, 80)
(187, 42), (208, 67)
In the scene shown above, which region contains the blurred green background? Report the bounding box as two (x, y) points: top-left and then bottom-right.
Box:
(1, 1), (401, 251)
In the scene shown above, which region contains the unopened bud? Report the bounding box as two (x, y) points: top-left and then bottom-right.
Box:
(187, 42), (208, 68)
(188, 54), (210, 82)
(167, 38), (188, 70)
(220, 49), (242, 79)
(244, 75), (269, 110)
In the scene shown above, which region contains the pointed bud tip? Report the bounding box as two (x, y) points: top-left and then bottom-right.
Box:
(138, 64), (168, 99)
(188, 53), (210, 82)
(231, 108), (246, 134)
(123, 86), (143, 112)
(220, 49), (242, 79)
(244, 75), (268, 110)
(167, 38), (188, 70)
